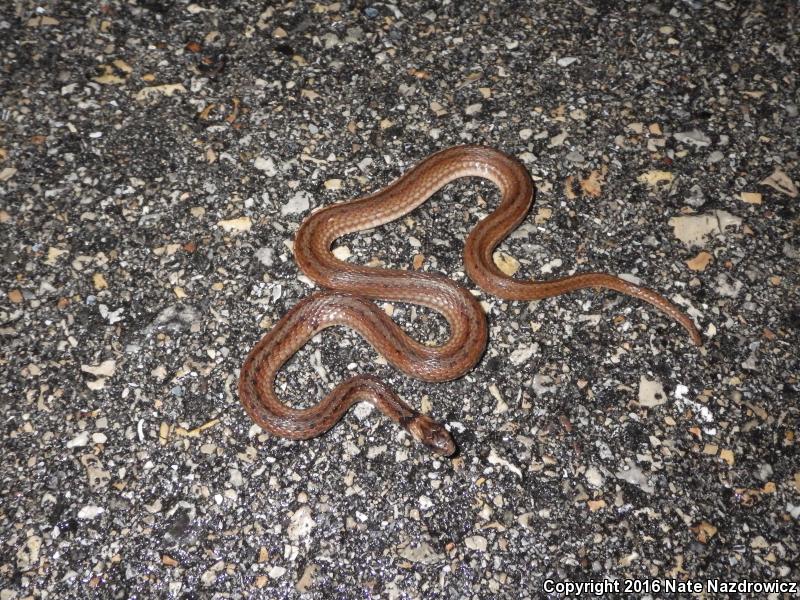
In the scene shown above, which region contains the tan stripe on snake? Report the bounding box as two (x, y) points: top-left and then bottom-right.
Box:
(239, 145), (702, 457)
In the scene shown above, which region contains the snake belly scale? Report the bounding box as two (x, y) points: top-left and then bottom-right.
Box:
(238, 145), (701, 456)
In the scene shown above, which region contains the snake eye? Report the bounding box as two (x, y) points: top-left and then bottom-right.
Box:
(407, 415), (456, 457)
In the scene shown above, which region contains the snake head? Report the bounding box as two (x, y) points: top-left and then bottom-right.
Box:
(406, 414), (456, 457)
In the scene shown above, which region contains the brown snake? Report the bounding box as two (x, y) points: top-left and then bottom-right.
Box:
(239, 145), (702, 456)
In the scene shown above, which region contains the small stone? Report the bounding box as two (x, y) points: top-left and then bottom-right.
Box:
(685, 184), (706, 207)
(255, 247), (274, 266)
(267, 566), (286, 579)
(716, 273), (743, 298)
(519, 128), (533, 141)
(217, 216), (252, 232)
(557, 56), (578, 66)
(8, 289), (23, 303)
(751, 535), (769, 549)
(585, 466), (604, 487)
(487, 449), (522, 478)
(332, 246), (351, 261)
(674, 129), (712, 148)
(489, 383), (508, 413)
(464, 535), (488, 551)
(430, 101), (448, 117)
(229, 469), (243, 487)
(16, 535), (42, 570)
(638, 375), (666, 407)
(254, 156), (277, 176)
(615, 459), (654, 494)
(565, 151), (585, 164)
(396, 542), (442, 564)
(201, 561), (225, 586)
(66, 432), (90, 448)
(288, 505), (315, 540)
(509, 343), (538, 366)
(282, 191), (312, 215)
(77, 505), (105, 519)
(324, 178), (342, 190)
(549, 131), (568, 147)
(465, 103), (482, 115)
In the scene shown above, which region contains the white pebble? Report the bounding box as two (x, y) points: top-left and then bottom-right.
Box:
(77, 505), (105, 519)
(66, 432), (90, 448)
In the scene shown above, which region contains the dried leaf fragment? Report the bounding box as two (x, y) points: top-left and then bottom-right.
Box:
(493, 251), (520, 276)
(46, 246), (69, 264)
(637, 170), (673, 186)
(26, 15), (60, 27)
(81, 360), (116, 378)
(719, 449), (734, 465)
(112, 59), (133, 73)
(93, 273), (108, 290)
(686, 251), (712, 271)
(162, 555), (178, 567)
(740, 192), (762, 204)
(580, 170), (604, 198)
(534, 206), (553, 223)
(668, 210), (742, 248)
(691, 521), (717, 544)
(301, 89), (321, 101)
(759, 168), (797, 198)
(587, 499), (606, 512)
(564, 176), (577, 200)
(92, 64), (129, 85)
(0, 167), (18, 181)
(135, 83), (187, 101)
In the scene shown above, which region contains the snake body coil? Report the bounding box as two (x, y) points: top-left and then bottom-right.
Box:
(239, 146), (701, 456)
